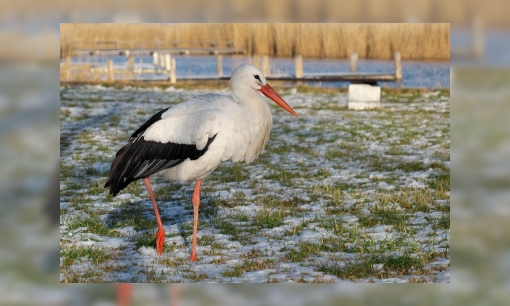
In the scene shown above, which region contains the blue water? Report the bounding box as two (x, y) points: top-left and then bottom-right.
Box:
(64, 55), (450, 89)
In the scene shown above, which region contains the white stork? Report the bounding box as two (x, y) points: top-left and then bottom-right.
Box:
(105, 64), (298, 261)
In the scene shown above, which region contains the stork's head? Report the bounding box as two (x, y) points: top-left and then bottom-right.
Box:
(231, 64), (298, 117)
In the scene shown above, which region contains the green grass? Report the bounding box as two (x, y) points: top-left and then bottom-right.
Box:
(153, 183), (182, 200)
(213, 219), (255, 245)
(432, 214), (450, 230)
(133, 232), (157, 249)
(66, 217), (123, 238)
(368, 154), (447, 175)
(371, 176), (397, 185)
(320, 218), (351, 236)
(221, 259), (276, 278)
(107, 205), (158, 231)
(109, 114), (121, 126)
(325, 149), (348, 160)
(253, 195), (305, 217)
(84, 167), (102, 176)
(358, 205), (409, 231)
(395, 161), (428, 172)
(310, 104), (349, 112)
(60, 164), (74, 180)
(74, 113), (91, 121)
(428, 172), (450, 192)
(214, 163), (250, 183)
(186, 272), (209, 282)
(283, 242), (328, 262)
(253, 210), (285, 229)
(61, 246), (113, 266)
(207, 192), (247, 209)
(376, 188), (436, 213)
(322, 254), (424, 280)
(263, 164), (330, 185)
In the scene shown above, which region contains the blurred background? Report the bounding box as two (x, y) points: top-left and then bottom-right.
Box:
(1, 0), (509, 304)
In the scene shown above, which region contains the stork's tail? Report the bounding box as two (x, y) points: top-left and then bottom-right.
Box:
(104, 143), (135, 196)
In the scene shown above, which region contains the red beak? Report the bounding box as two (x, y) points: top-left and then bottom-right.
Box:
(259, 84), (298, 117)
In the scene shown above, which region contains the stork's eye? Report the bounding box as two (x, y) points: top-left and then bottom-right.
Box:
(254, 75), (261, 82)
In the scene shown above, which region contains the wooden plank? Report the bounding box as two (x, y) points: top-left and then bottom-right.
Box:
(394, 51), (402, 80)
(350, 53), (358, 73)
(294, 55), (303, 78)
(167, 73), (397, 82)
(170, 58), (176, 84)
(127, 56), (135, 77)
(107, 60), (114, 82)
(64, 57), (71, 81)
(165, 54), (171, 71)
(152, 52), (158, 66)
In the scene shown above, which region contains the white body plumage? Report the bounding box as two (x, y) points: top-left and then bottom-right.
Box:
(144, 92), (272, 183)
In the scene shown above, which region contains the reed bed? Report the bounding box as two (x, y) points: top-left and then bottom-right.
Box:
(61, 23), (449, 60)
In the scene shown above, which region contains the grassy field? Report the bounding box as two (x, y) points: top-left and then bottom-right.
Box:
(60, 85), (450, 283)
(60, 23), (450, 60)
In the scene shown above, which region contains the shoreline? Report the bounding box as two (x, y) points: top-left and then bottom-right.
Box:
(60, 81), (450, 94)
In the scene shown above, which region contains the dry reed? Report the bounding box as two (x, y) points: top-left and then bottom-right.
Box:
(61, 23), (449, 60)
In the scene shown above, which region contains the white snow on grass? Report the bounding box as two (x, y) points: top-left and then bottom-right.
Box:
(60, 85), (450, 283)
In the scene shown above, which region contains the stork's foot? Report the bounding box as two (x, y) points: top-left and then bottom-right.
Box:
(154, 228), (165, 255)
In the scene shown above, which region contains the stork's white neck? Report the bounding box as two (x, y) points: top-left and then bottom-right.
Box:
(232, 85), (271, 116)
(231, 84), (273, 163)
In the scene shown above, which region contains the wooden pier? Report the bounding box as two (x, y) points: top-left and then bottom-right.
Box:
(60, 51), (402, 86)
(171, 73), (398, 85)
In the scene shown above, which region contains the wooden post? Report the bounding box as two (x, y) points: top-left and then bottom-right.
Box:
(262, 55), (270, 76)
(394, 51), (402, 80)
(107, 59), (114, 82)
(165, 54), (171, 72)
(153, 52), (158, 66)
(294, 55), (303, 78)
(350, 52), (358, 73)
(217, 55), (223, 77)
(65, 56), (71, 81)
(127, 56), (135, 78)
(170, 58), (176, 84)
(138, 42), (143, 74)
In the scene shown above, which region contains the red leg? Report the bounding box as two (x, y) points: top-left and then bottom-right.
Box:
(190, 180), (202, 261)
(117, 283), (131, 306)
(144, 177), (165, 255)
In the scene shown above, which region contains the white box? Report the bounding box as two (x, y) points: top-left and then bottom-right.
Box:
(348, 84), (381, 110)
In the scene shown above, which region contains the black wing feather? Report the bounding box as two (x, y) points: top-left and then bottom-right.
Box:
(105, 135), (216, 196)
(105, 107), (217, 196)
